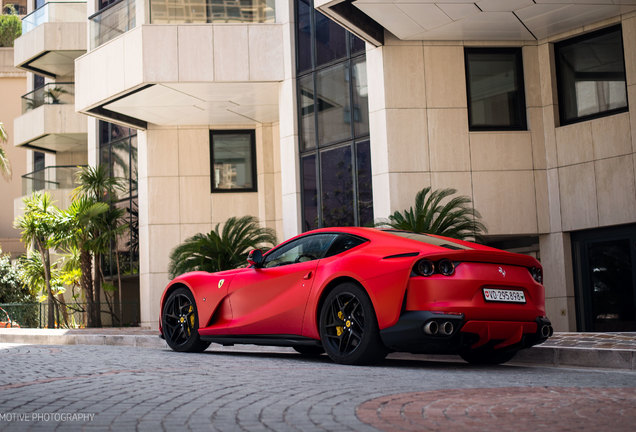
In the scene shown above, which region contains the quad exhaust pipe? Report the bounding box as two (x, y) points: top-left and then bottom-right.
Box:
(423, 320), (454, 336)
(540, 324), (554, 338)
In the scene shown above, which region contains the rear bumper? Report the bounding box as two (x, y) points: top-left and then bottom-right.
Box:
(380, 311), (552, 354)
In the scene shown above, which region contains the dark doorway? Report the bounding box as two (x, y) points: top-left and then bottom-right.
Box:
(572, 225), (636, 331)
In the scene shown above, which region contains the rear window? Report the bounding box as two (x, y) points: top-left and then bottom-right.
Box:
(383, 230), (473, 250)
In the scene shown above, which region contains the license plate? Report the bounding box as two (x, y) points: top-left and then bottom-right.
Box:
(483, 288), (526, 303)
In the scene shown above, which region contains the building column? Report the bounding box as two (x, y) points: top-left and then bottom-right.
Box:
(539, 232), (576, 331)
(278, 0), (301, 240)
(365, 41), (431, 220)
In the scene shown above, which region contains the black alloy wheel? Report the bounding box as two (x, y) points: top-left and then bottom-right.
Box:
(319, 283), (387, 365)
(162, 287), (211, 352)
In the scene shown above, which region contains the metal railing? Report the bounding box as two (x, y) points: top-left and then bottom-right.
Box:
(89, 0), (135, 49)
(149, 0), (275, 24)
(21, 82), (74, 113)
(21, 164), (86, 196)
(20, 1), (86, 34)
(0, 301), (140, 328)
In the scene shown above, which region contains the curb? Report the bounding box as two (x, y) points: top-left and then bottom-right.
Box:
(1, 329), (634, 370)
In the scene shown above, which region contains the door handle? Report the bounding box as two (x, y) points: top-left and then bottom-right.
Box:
(303, 271), (313, 280)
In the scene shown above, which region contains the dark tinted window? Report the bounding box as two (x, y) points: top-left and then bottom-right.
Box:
(325, 234), (367, 257)
(384, 230), (473, 250)
(465, 48), (526, 130)
(264, 233), (338, 268)
(555, 25), (627, 125)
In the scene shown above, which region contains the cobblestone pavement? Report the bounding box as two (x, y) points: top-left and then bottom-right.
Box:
(0, 343), (635, 431)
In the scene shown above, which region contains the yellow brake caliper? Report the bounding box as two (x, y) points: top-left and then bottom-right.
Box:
(187, 305), (194, 335)
(336, 311), (344, 336)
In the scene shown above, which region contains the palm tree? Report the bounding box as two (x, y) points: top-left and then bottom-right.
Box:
(54, 196), (109, 327)
(0, 122), (11, 180)
(381, 187), (487, 242)
(169, 216), (277, 279)
(14, 192), (60, 327)
(71, 165), (126, 327)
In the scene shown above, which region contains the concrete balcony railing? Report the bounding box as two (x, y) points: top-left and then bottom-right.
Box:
(21, 164), (85, 196)
(76, 21), (284, 129)
(14, 1), (87, 78)
(13, 102), (87, 153)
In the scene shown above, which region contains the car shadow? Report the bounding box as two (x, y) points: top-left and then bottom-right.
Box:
(169, 347), (531, 370)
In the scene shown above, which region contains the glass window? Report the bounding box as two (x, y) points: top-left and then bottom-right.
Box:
(352, 56), (369, 138)
(465, 48), (527, 130)
(298, 74), (316, 151)
(356, 140), (373, 227)
(302, 155), (318, 231)
(321, 145), (354, 227)
(325, 234), (367, 257)
(384, 230), (473, 250)
(316, 62), (352, 146)
(296, 0), (312, 73)
(264, 233), (338, 267)
(296, 0), (372, 231)
(315, 10), (347, 66)
(210, 130), (256, 192)
(555, 25), (628, 125)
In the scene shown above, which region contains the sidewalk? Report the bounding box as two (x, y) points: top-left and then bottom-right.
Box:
(0, 327), (635, 370)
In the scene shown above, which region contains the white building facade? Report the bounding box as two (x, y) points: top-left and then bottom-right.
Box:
(11, 0), (636, 332)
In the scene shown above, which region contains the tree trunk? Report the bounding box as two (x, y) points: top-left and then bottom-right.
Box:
(115, 250), (123, 326)
(79, 249), (94, 327)
(56, 293), (69, 327)
(93, 253), (102, 327)
(40, 244), (55, 329)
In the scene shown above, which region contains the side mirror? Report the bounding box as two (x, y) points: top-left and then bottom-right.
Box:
(247, 249), (264, 268)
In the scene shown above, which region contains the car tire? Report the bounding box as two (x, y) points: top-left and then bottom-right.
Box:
(319, 283), (387, 365)
(162, 287), (211, 353)
(293, 345), (325, 356)
(460, 348), (517, 365)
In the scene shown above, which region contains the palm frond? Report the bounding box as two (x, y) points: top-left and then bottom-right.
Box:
(168, 216), (277, 278)
(381, 187), (487, 241)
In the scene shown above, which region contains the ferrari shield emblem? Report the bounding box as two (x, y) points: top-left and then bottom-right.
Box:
(218, 279), (225, 289)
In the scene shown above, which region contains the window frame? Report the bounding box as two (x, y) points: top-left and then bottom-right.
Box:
(554, 25), (629, 126)
(209, 129), (257, 194)
(464, 47), (527, 132)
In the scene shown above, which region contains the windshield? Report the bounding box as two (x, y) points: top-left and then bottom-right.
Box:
(383, 230), (473, 250)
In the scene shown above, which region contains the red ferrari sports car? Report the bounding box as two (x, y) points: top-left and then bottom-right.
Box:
(160, 227), (552, 365)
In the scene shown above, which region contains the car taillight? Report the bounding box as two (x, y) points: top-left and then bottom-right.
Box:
(413, 259), (456, 277)
(529, 266), (543, 284)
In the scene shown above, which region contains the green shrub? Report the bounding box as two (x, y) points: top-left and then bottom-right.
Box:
(0, 250), (39, 327)
(0, 14), (21, 48)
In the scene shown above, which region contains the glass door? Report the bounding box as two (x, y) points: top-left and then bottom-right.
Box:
(572, 225), (636, 331)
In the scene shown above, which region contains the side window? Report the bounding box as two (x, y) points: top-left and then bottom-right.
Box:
(554, 25), (627, 125)
(325, 234), (367, 257)
(464, 47), (526, 131)
(264, 234), (338, 268)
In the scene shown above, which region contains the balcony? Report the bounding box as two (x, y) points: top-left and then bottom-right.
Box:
(21, 82), (74, 112)
(76, 17), (283, 129)
(14, 1), (87, 78)
(14, 83), (87, 153)
(89, 0), (135, 49)
(21, 165), (85, 196)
